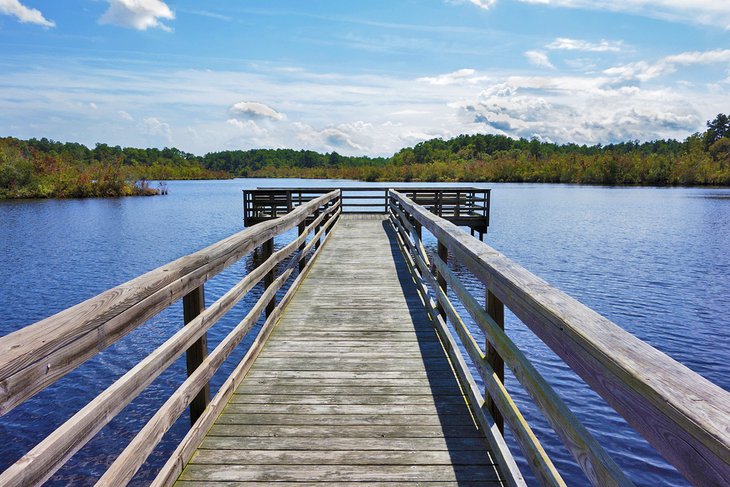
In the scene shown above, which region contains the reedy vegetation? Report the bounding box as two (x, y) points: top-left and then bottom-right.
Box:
(1, 114), (729, 198)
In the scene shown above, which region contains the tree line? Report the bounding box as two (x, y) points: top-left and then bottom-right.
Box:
(2, 113), (729, 198)
(0, 137), (226, 198)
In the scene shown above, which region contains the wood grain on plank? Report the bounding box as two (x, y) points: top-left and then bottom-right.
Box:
(176, 215), (504, 486)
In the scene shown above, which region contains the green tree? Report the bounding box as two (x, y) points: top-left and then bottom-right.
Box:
(705, 113), (730, 148)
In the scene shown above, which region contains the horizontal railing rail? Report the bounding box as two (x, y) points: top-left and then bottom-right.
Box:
(243, 186), (490, 238)
(0, 190), (342, 486)
(388, 189), (730, 487)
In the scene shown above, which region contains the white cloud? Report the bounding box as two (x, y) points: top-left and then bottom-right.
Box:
(0, 60), (724, 156)
(447, 0), (498, 9)
(417, 68), (489, 85)
(516, 0), (730, 29)
(546, 37), (623, 52)
(456, 77), (702, 144)
(525, 50), (556, 69)
(605, 48), (730, 81)
(141, 117), (171, 142)
(230, 101), (286, 121)
(119, 110), (134, 122)
(100, 0), (174, 31)
(0, 0), (54, 27)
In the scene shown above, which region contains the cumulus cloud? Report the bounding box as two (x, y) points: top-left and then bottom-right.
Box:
(0, 0), (54, 27)
(230, 101), (286, 121)
(605, 49), (730, 81)
(516, 0), (730, 29)
(100, 0), (174, 31)
(525, 50), (556, 69)
(546, 37), (624, 52)
(456, 77), (701, 144)
(141, 117), (172, 142)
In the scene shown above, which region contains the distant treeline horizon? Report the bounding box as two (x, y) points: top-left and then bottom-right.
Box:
(2, 113), (729, 197)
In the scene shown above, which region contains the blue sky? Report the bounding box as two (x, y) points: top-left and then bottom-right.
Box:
(1, 0), (729, 156)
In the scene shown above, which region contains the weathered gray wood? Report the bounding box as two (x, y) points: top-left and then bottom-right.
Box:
(216, 413), (478, 427)
(151, 209), (341, 487)
(391, 190), (730, 486)
(433, 255), (632, 487)
(0, 191), (339, 416)
(179, 464), (501, 483)
(0, 195), (341, 487)
(388, 208), (528, 487)
(486, 290), (505, 433)
(174, 215), (506, 487)
(229, 394), (465, 405)
(199, 435), (490, 451)
(96, 268), (295, 486)
(404, 242), (562, 487)
(222, 402), (471, 415)
(190, 449), (495, 465)
(261, 237), (276, 316)
(183, 285), (209, 426)
(0, 202), (343, 487)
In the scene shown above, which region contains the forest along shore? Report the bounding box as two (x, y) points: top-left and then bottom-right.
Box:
(2, 114), (729, 198)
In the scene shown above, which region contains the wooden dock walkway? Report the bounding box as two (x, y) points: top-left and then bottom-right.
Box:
(1, 187), (728, 487)
(178, 215), (504, 485)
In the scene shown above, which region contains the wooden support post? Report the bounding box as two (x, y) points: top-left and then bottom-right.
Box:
(436, 241), (448, 318)
(486, 289), (505, 433)
(182, 285), (210, 426)
(415, 221), (422, 241)
(314, 209), (322, 250)
(263, 237), (276, 316)
(297, 222), (306, 273)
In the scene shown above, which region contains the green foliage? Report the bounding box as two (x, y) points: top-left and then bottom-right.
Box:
(0, 137), (227, 199)
(3, 112), (730, 198)
(705, 114), (730, 148)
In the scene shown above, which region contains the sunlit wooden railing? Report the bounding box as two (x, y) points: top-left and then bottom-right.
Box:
(0, 190), (341, 486)
(388, 189), (730, 487)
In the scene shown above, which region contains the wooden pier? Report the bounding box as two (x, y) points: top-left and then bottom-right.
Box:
(177, 215), (503, 485)
(1, 188), (729, 486)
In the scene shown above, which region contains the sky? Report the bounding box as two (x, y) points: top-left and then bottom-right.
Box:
(1, 0), (729, 156)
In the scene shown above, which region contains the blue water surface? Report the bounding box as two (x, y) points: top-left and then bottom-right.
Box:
(0, 179), (728, 486)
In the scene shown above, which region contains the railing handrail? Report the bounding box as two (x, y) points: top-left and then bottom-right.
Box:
(0, 190), (340, 417)
(388, 189), (730, 487)
(0, 190), (342, 487)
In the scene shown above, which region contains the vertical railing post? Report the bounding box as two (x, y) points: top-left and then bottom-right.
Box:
(182, 285), (210, 426)
(436, 241), (448, 318)
(486, 290), (505, 433)
(263, 237), (276, 316)
(298, 221), (306, 273)
(314, 207), (322, 250)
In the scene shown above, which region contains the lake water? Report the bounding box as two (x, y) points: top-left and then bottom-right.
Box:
(1, 179), (728, 486)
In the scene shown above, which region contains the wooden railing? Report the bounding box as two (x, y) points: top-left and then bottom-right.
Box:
(0, 190), (341, 487)
(388, 190), (730, 487)
(243, 186), (490, 239)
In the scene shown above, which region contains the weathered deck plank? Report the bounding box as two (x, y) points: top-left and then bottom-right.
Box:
(178, 214), (504, 485)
